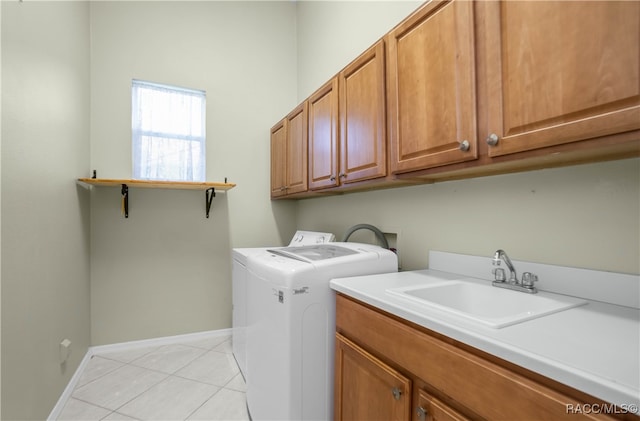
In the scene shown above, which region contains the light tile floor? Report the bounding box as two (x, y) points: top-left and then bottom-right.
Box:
(57, 335), (250, 421)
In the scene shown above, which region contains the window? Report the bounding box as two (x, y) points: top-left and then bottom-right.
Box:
(132, 80), (206, 182)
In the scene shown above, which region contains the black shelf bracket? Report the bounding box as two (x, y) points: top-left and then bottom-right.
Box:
(121, 183), (129, 218)
(205, 187), (216, 218)
(78, 177), (234, 219)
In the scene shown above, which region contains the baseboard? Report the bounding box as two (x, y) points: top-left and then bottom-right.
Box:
(90, 328), (232, 355)
(47, 348), (95, 421)
(47, 328), (232, 420)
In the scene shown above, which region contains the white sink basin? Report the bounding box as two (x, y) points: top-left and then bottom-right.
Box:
(387, 280), (587, 328)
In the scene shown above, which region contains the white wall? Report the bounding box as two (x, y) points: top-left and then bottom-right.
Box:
(296, 1), (422, 100)
(295, 2), (640, 276)
(0, 2), (3, 418)
(0, 1), (636, 418)
(89, 1), (299, 345)
(298, 159), (640, 274)
(1, 2), (91, 419)
(88, 1), (426, 346)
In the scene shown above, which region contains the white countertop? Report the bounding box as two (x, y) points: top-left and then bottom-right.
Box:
(330, 268), (640, 412)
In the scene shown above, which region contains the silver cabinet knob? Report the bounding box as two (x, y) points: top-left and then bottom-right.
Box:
(459, 140), (470, 152)
(329, 175), (336, 181)
(416, 406), (428, 421)
(339, 173), (347, 178)
(486, 133), (499, 146)
(391, 387), (402, 400)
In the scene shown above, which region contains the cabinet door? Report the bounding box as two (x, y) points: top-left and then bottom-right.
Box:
(484, 1), (640, 157)
(285, 103), (308, 195)
(415, 390), (471, 421)
(387, 0), (477, 175)
(340, 40), (387, 184)
(309, 78), (339, 190)
(270, 119), (287, 198)
(335, 333), (411, 421)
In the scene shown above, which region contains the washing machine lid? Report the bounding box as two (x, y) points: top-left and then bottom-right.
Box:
(267, 244), (358, 263)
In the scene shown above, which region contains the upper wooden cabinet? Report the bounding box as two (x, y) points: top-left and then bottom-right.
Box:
(286, 103), (309, 195)
(309, 78), (339, 190)
(339, 40), (387, 184)
(387, 0), (478, 175)
(271, 0), (640, 199)
(270, 119), (287, 198)
(270, 103), (308, 198)
(483, 1), (640, 157)
(308, 41), (388, 191)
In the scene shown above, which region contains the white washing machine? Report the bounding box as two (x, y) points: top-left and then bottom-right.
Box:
(245, 243), (398, 421)
(232, 231), (334, 379)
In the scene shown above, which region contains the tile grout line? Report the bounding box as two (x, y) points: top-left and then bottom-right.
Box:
(72, 352), (169, 407)
(100, 345), (193, 419)
(96, 342), (227, 419)
(123, 345), (208, 376)
(182, 383), (225, 421)
(179, 364), (247, 421)
(63, 396), (114, 417)
(53, 332), (236, 420)
(107, 369), (170, 419)
(95, 345), (161, 365)
(71, 355), (125, 391)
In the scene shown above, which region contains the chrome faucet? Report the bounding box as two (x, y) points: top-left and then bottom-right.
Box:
(491, 249), (538, 294)
(492, 249), (517, 283)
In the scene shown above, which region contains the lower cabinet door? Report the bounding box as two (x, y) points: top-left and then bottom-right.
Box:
(335, 333), (412, 421)
(416, 389), (471, 421)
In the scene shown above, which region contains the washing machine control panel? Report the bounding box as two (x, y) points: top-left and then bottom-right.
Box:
(288, 230), (335, 246)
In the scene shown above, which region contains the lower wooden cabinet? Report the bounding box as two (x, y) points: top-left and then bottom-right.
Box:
(335, 294), (629, 421)
(335, 334), (411, 421)
(416, 389), (471, 421)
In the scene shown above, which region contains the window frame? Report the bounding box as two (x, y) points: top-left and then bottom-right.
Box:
(131, 79), (206, 182)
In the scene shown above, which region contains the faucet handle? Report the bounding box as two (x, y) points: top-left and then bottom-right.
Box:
(492, 268), (506, 282)
(522, 272), (538, 288)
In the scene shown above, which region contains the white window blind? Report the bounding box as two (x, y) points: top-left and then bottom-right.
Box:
(132, 80), (206, 182)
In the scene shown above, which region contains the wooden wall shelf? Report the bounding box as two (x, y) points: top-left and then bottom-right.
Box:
(77, 178), (236, 218)
(77, 178), (236, 191)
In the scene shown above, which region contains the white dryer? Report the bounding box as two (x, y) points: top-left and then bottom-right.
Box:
(232, 231), (334, 379)
(245, 243), (397, 421)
